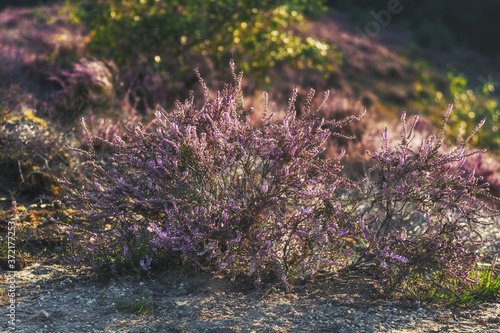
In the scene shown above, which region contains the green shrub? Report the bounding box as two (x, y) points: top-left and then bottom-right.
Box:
(446, 73), (500, 149)
(415, 71), (500, 151)
(65, 0), (340, 80)
(115, 287), (153, 315)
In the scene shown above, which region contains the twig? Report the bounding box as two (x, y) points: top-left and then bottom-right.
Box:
(33, 152), (49, 171)
(448, 321), (484, 325)
(18, 160), (25, 184)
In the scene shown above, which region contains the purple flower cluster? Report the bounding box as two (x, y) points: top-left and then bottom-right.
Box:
(60, 64), (499, 289)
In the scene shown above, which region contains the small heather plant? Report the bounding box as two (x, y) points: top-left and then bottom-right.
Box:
(60, 61), (364, 282)
(353, 105), (500, 293)
(50, 58), (117, 117)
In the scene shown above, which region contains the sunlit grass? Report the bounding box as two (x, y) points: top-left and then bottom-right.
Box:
(403, 262), (500, 308)
(115, 287), (153, 315)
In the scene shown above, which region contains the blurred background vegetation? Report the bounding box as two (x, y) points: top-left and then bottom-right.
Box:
(64, 0), (339, 79)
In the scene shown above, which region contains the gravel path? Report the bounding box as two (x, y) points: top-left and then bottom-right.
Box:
(1, 262), (500, 333)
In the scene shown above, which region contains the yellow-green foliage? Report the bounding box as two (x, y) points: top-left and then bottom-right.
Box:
(64, 0), (339, 80)
(2, 110), (48, 129)
(446, 73), (499, 149)
(413, 69), (500, 151)
(402, 263), (500, 308)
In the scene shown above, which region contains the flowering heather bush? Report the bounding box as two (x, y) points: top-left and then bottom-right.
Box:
(60, 65), (499, 297)
(60, 62), (364, 280)
(355, 105), (500, 291)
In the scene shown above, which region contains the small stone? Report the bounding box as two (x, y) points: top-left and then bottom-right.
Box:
(40, 310), (50, 321)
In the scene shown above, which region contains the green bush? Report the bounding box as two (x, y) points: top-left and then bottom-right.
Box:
(445, 73), (500, 149)
(65, 0), (340, 80)
(415, 71), (500, 151)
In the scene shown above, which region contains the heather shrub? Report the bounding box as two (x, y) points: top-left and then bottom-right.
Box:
(60, 62), (364, 281)
(355, 105), (500, 293)
(50, 57), (118, 117)
(80, 101), (141, 156)
(83, 114), (132, 144)
(59, 65), (499, 301)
